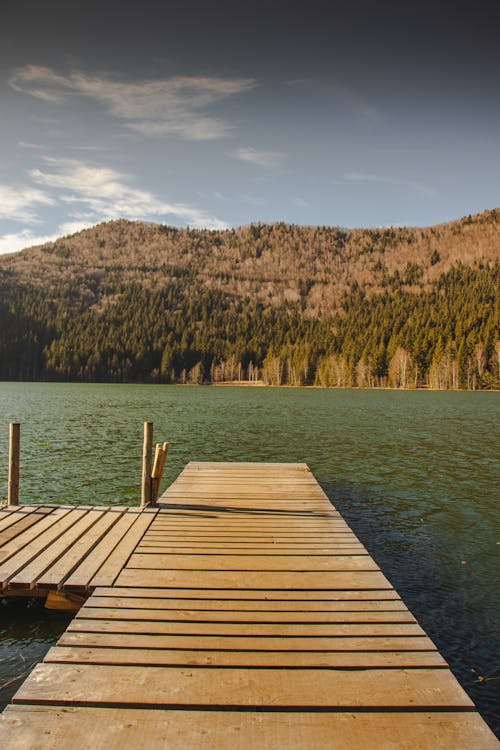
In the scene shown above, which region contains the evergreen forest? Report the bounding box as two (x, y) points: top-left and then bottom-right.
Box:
(0, 210), (498, 389)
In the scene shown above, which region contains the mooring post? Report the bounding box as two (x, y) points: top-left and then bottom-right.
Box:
(151, 441), (169, 503)
(8, 422), (20, 506)
(141, 421), (153, 508)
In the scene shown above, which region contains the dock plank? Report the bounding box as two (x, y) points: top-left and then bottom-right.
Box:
(9, 509), (106, 588)
(67, 618), (426, 636)
(37, 510), (123, 588)
(115, 568), (392, 589)
(44, 645), (447, 668)
(12, 664), (474, 708)
(56, 631), (440, 652)
(75, 606), (416, 623)
(91, 586), (402, 600)
(63, 511), (135, 591)
(83, 595), (408, 611)
(3, 707), (498, 750)
(89, 510), (157, 588)
(0, 507), (54, 544)
(0, 508), (76, 586)
(126, 553), (377, 571)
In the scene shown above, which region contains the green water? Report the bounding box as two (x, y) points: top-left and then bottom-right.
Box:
(0, 383), (499, 733)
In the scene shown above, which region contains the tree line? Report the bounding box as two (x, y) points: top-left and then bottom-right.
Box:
(0, 262), (498, 389)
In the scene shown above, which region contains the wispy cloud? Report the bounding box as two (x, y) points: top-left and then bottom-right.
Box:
(70, 145), (109, 152)
(231, 147), (286, 168)
(0, 228), (61, 254)
(342, 172), (436, 197)
(18, 141), (43, 149)
(0, 221), (93, 255)
(29, 157), (227, 228)
(0, 184), (55, 222)
(10, 65), (257, 140)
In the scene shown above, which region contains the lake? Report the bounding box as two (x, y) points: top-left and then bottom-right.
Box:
(0, 383), (499, 734)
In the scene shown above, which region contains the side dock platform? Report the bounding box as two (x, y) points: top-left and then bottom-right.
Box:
(0, 462), (497, 748)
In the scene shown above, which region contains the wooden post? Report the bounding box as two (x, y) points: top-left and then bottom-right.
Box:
(150, 443), (162, 504)
(8, 422), (20, 506)
(141, 421), (153, 508)
(157, 441), (169, 489)
(151, 441), (169, 503)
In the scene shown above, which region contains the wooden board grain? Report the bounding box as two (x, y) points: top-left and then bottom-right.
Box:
(84, 596), (408, 611)
(0, 507), (54, 545)
(91, 586), (402, 601)
(75, 606), (416, 624)
(115, 568), (392, 589)
(0, 508), (76, 586)
(126, 553), (377, 571)
(3, 706), (498, 750)
(63, 511), (136, 590)
(56, 630), (439, 652)
(9, 510), (106, 589)
(37, 511), (123, 588)
(12, 664), (474, 708)
(44, 645), (447, 669)
(89, 510), (157, 588)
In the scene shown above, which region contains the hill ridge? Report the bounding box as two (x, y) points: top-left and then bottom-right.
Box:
(0, 209), (498, 388)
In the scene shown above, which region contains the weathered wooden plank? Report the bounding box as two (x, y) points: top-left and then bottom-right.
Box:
(146, 518), (349, 536)
(37, 511), (123, 588)
(92, 586), (401, 601)
(126, 553), (378, 572)
(0, 508), (76, 586)
(136, 547), (367, 557)
(0, 507), (54, 547)
(57, 630), (438, 652)
(142, 536), (362, 542)
(44, 645), (447, 668)
(63, 511), (136, 590)
(84, 595), (408, 611)
(76, 606), (416, 624)
(171, 478), (317, 483)
(0, 508), (69, 565)
(184, 461), (310, 469)
(9, 510), (105, 589)
(3, 706), (498, 750)
(138, 535), (359, 542)
(160, 494), (329, 500)
(89, 510), (157, 588)
(12, 664), (474, 708)
(0, 508), (22, 531)
(67, 618), (426, 637)
(115, 568), (392, 589)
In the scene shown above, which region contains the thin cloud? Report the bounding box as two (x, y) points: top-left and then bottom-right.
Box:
(231, 147), (286, 168)
(29, 157), (228, 229)
(343, 172), (437, 197)
(18, 141), (43, 149)
(0, 228), (61, 254)
(0, 184), (55, 222)
(10, 65), (257, 141)
(0, 221), (93, 255)
(70, 145), (110, 152)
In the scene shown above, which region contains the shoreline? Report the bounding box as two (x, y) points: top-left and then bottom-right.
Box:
(0, 380), (498, 392)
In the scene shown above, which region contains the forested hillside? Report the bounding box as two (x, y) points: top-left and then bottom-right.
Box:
(0, 209), (498, 388)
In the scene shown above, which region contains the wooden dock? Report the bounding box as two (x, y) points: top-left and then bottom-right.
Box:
(1, 462), (497, 748)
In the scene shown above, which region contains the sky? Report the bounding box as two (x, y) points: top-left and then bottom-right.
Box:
(1, 0), (499, 253)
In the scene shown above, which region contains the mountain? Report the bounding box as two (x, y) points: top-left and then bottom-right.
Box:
(0, 209), (499, 388)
